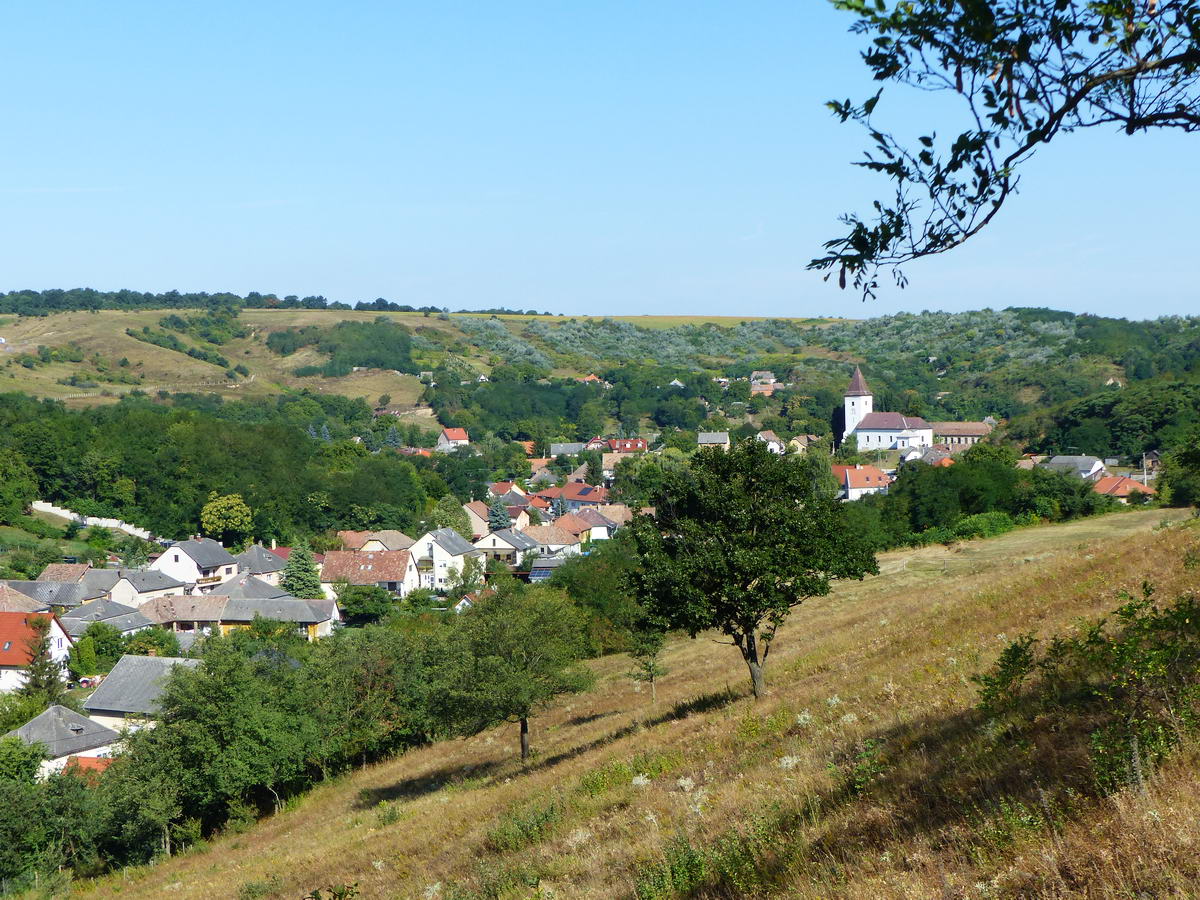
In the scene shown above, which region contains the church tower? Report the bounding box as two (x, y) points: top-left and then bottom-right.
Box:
(843, 366), (873, 441)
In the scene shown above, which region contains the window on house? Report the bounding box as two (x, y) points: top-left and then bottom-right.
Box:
(2, 642), (9, 651)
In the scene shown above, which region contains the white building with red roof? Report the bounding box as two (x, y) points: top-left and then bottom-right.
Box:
(436, 427), (471, 452)
(0, 612), (72, 692)
(842, 367), (934, 450)
(831, 464), (894, 501)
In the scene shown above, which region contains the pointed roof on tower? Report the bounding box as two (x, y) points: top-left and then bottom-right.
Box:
(846, 366), (872, 397)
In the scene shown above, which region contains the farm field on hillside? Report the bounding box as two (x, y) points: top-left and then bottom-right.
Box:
(69, 507), (1198, 900)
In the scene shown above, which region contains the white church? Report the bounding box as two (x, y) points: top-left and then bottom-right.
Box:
(842, 367), (934, 451)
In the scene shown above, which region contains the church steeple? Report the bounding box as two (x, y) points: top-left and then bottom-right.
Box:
(843, 366), (874, 440)
(846, 365), (871, 397)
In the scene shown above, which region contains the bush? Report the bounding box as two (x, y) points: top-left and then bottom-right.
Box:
(953, 511), (1016, 539)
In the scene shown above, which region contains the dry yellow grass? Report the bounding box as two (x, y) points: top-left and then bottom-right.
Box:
(63, 507), (1200, 900)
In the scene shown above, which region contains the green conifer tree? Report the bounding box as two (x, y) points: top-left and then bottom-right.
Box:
(281, 545), (324, 600)
(487, 498), (512, 532)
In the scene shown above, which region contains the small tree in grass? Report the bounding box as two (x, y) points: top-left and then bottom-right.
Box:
(627, 624), (667, 704)
(282, 545), (324, 599)
(487, 498), (512, 532)
(626, 439), (877, 700)
(433, 585), (592, 763)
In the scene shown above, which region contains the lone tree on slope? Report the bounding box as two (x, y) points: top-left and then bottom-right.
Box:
(626, 439), (877, 700)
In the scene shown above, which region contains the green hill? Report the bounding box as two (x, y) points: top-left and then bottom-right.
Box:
(65, 508), (1200, 899)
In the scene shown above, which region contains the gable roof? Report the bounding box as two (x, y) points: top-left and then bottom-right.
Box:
(138, 594), (227, 625)
(336, 530), (371, 550)
(169, 538), (236, 568)
(1042, 455), (1105, 476)
(364, 530), (415, 551)
(930, 421), (994, 437)
(61, 598), (153, 637)
(423, 528), (480, 556)
(37, 563), (90, 583)
(549, 442), (585, 457)
(481, 529), (539, 552)
(83, 655), (202, 716)
(7, 705), (119, 760)
(831, 464), (893, 490)
(440, 427), (469, 442)
(0, 583), (50, 613)
(236, 544), (286, 575)
(1094, 475), (1156, 497)
(464, 500), (490, 521)
(594, 503), (634, 525)
(2, 580), (86, 610)
(575, 507), (616, 529)
(550, 513), (593, 536)
(698, 432), (730, 444)
(320, 550), (412, 585)
(757, 430), (782, 444)
(208, 573), (292, 600)
(521, 525), (581, 547)
(0, 612), (61, 666)
(118, 570), (187, 594)
(854, 412), (931, 431)
(220, 596), (333, 624)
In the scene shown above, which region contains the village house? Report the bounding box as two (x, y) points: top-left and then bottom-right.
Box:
(931, 421), (994, 448)
(607, 438), (648, 453)
(520, 525), (582, 557)
(463, 501), (491, 539)
(756, 430), (786, 454)
(831, 464), (893, 501)
(549, 441), (585, 457)
(74, 569), (186, 608)
(139, 588), (339, 642)
(0, 583), (52, 613)
(1040, 455), (1107, 481)
(335, 530), (413, 552)
(1093, 475), (1156, 503)
(412, 529), (485, 591)
(488, 481), (526, 498)
(435, 427), (470, 453)
(697, 431), (731, 451)
(0, 612), (72, 692)
(319, 550), (418, 597)
(842, 367), (934, 451)
(535, 482), (609, 512)
(6, 705), (119, 778)
(235, 544), (286, 586)
(61, 597), (153, 639)
(149, 538), (238, 592)
(83, 654), (202, 731)
(528, 556), (568, 583)
(573, 507), (618, 541)
(473, 528), (539, 563)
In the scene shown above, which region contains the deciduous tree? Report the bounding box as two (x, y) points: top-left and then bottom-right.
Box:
(627, 440), (877, 699)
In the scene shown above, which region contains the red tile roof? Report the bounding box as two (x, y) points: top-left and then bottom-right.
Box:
(320, 550), (411, 585)
(1094, 475), (1156, 498)
(441, 427), (469, 442)
(516, 441), (536, 456)
(336, 530), (371, 550)
(831, 464), (893, 490)
(0, 612), (59, 667)
(37, 563), (90, 583)
(607, 438), (648, 452)
(550, 513), (592, 536)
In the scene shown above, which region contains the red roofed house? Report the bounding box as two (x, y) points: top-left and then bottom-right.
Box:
(536, 482), (609, 512)
(608, 438), (648, 453)
(0, 613), (72, 692)
(1093, 475), (1156, 504)
(436, 427), (471, 453)
(831, 464), (893, 502)
(488, 481), (526, 498)
(319, 550), (417, 599)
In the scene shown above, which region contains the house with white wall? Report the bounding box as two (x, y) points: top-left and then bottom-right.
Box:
(149, 538), (238, 592)
(0, 613), (72, 693)
(412, 529), (485, 591)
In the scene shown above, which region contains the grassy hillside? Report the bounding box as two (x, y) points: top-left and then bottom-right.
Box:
(0, 310), (835, 409)
(67, 507), (1199, 900)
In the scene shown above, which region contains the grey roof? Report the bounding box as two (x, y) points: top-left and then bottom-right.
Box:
(1042, 455), (1104, 476)
(175, 631), (202, 653)
(529, 556), (567, 571)
(170, 538), (237, 568)
(494, 491), (527, 507)
(83, 655), (202, 717)
(490, 529), (539, 552)
(0, 584), (48, 613)
(62, 597), (153, 637)
(121, 570), (186, 593)
(575, 508), (616, 529)
(80, 569), (121, 596)
(549, 442), (585, 457)
(220, 597), (331, 624)
(6, 705), (119, 760)
(697, 432), (730, 444)
(3, 581), (80, 609)
(425, 528), (481, 557)
(207, 573), (291, 600)
(236, 544), (286, 575)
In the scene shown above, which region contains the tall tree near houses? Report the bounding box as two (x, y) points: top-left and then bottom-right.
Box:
(626, 439), (877, 700)
(813, 0), (1200, 299)
(430, 493), (473, 540)
(200, 492), (253, 550)
(487, 498), (512, 532)
(281, 545), (324, 600)
(19, 616), (65, 706)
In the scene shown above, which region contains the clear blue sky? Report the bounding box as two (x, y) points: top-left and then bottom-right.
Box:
(2, 1), (1195, 318)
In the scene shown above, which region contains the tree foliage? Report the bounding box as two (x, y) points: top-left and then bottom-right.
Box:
(815, 0), (1200, 297)
(281, 546), (324, 600)
(627, 440), (878, 699)
(200, 492), (254, 550)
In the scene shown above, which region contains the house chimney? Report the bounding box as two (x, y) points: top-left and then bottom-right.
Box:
(270, 538), (277, 550)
